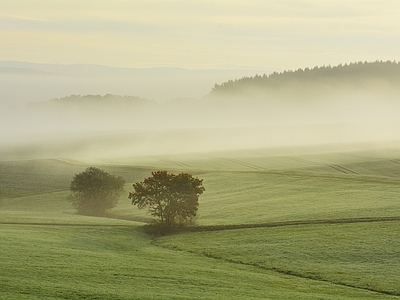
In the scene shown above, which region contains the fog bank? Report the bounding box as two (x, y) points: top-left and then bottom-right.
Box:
(2, 62), (400, 159)
(0, 61), (263, 106)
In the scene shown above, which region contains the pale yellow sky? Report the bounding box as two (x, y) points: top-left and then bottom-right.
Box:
(1, 0), (400, 70)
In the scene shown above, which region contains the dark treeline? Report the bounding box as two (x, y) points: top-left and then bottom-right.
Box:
(210, 61), (400, 95)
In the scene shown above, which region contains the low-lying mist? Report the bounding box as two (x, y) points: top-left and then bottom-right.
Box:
(2, 124), (400, 162)
(2, 62), (400, 160)
(1, 94), (400, 160)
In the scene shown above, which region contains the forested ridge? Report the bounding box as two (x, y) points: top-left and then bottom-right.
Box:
(27, 61), (400, 109)
(210, 61), (400, 95)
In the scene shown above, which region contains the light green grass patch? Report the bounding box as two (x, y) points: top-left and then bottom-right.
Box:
(1, 145), (400, 299)
(1, 225), (396, 300)
(196, 170), (400, 225)
(158, 220), (400, 296)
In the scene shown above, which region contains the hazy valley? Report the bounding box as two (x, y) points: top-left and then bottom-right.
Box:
(2, 61), (400, 159)
(1, 61), (400, 299)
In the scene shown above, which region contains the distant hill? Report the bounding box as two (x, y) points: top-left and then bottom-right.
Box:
(25, 94), (162, 132)
(29, 94), (155, 109)
(209, 61), (400, 98)
(0, 61), (263, 105)
(4, 61), (400, 140)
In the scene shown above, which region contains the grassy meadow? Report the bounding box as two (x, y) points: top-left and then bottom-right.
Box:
(1, 143), (400, 299)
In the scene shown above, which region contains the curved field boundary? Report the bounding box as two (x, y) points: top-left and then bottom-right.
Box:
(285, 156), (317, 165)
(216, 157), (265, 170)
(178, 216), (400, 233)
(157, 216), (400, 297)
(284, 157), (359, 175)
(0, 222), (136, 227)
(179, 247), (400, 298)
(263, 169), (400, 186)
(147, 155), (191, 168)
(2, 216), (399, 229)
(327, 164), (358, 175)
(389, 159), (400, 165)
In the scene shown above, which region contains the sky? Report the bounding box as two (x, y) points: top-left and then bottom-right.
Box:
(1, 0), (400, 71)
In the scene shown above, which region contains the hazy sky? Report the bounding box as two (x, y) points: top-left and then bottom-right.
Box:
(1, 0), (400, 70)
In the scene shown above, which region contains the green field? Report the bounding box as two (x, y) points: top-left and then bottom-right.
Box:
(1, 144), (400, 299)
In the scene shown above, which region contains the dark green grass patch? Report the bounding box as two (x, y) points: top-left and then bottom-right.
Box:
(0, 159), (84, 198)
(0, 159), (152, 198)
(0, 188), (148, 225)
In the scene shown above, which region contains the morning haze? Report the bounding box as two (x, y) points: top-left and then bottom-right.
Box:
(1, 1), (400, 299)
(1, 61), (400, 159)
(2, 1), (400, 156)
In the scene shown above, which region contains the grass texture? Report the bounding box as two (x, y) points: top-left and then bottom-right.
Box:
(1, 145), (400, 299)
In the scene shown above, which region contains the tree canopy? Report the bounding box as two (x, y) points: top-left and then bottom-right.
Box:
(68, 167), (125, 215)
(129, 171), (205, 229)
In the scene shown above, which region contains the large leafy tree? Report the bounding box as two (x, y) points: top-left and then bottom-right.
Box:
(129, 171), (205, 228)
(68, 167), (125, 215)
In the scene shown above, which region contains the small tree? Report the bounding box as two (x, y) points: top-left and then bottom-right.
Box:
(129, 171), (205, 229)
(68, 167), (125, 215)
